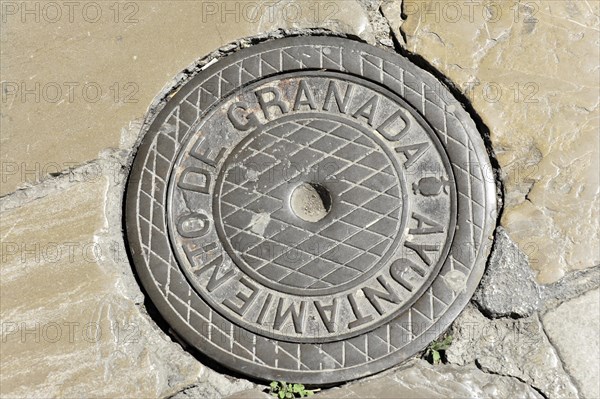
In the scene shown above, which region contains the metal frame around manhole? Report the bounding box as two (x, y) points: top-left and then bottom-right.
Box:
(125, 36), (497, 384)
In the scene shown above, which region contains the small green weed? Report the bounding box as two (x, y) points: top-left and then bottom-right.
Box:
(425, 335), (453, 365)
(268, 381), (320, 398)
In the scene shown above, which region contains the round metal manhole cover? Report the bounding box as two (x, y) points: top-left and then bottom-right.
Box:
(125, 36), (496, 384)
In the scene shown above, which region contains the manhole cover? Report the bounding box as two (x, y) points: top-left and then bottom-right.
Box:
(125, 36), (496, 384)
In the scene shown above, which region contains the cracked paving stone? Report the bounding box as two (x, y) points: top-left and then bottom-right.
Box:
(542, 288), (600, 399)
(446, 304), (578, 398)
(310, 359), (543, 399)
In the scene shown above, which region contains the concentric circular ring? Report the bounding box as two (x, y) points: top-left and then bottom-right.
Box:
(213, 113), (406, 296)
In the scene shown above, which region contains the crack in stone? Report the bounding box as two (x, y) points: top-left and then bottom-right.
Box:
(473, 357), (550, 399)
(447, 304), (581, 398)
(0, 154), (122, 211)
(540, 266), (600, 312)
(538, 314), (584, 399)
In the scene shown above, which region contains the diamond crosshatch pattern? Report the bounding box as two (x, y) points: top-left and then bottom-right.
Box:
(125, 37), (497, 384)
(216, 117), (403, 292)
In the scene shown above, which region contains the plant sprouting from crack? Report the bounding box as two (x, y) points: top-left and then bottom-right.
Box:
(425, 335), (453, 365)
(268, 381), (321, 398)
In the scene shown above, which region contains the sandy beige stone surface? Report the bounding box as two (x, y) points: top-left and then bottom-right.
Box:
(543, 288), (600, 399)
(310, 359), (542, 398)
(446, 304), (578, 398)
(0, 0), (373, 196)
(401, 0), (600, 283)
(0, 175), (213, 397)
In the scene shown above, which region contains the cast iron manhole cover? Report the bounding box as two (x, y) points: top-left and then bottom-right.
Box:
(125, 36), (496, 384)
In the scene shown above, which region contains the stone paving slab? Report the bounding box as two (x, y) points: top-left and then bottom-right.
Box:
(0, 164), (254, 397)
(446, 304), (578, 398)
(0, 0), (373, 196)
(543, 288), (600, 399)
(401, 0), (600, 283)
(267, 359), (541, 399)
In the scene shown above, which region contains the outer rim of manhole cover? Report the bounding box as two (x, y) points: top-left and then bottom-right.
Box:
(125, 36), (497, 384)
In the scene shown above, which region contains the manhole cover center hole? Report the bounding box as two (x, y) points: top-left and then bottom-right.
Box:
(290, 182), (332, 223)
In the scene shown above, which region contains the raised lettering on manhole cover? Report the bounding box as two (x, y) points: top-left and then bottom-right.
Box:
(125, 37), (497, 384)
